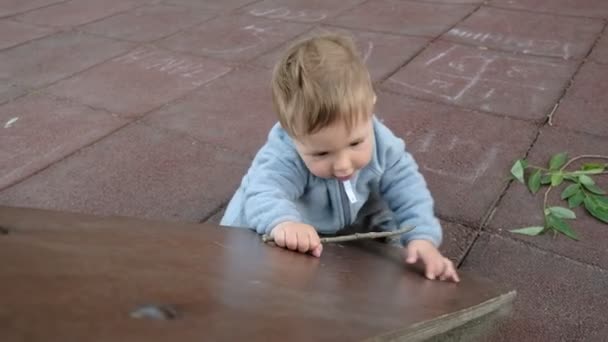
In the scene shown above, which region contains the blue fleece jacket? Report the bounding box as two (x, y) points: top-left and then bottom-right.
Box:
(220, 116), (442, 247)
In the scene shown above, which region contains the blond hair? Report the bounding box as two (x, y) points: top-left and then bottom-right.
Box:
(271, 33), (375, 138)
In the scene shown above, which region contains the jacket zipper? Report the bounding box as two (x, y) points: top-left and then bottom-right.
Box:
(338, 181), (351, 226)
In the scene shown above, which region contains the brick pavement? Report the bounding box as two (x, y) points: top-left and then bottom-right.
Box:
(1, 0), (607, 339)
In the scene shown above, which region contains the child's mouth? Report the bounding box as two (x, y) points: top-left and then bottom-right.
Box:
(336, 175), (352, 181)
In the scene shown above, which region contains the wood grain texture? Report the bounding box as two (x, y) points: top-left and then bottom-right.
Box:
(0, 206), (515, 341)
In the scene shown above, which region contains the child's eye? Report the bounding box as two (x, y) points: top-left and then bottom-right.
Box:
(350, 140), (363, 147)
(313, 152), (329, 157)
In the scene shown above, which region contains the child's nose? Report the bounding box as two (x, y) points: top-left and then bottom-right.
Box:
(333, 154), (352, 174)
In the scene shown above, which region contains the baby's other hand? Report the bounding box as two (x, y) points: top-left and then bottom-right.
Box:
(404, 240), (459, 283)
(271, 221), (323, 257)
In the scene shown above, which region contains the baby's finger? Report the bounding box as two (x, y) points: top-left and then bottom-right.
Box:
(297, 232), (310, 253)
(309, 232), (321, 251)
(443, 260), (460, 283)
(285, 231), (298, 251)
(311, 243), (323, 258)
(273, 229), (286, 248)
(405, 246), (418, 264)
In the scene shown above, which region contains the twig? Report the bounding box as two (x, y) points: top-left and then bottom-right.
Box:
(261, 225), (415, 244)
(547, 103), (559, 126)
(561, 155), (608, 170)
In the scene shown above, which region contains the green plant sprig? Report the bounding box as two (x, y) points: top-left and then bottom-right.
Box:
(509, 153), (608, 240)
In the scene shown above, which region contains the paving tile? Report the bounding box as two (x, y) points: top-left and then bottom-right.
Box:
(553, 62), (608, 137)
(0, 81), (26, 105)
(254, 26), (430, 82)
(0, 31), (133, 89)
(240, 0), (364, 23)
(413, 0), (483, 3)
(157, 13), (310, 63)
(15, 0), (150, 28)
(461, 233), (608, 341)
(589, 32), (608, 64)
(0, 0), (65, 18)
(489, 0), (608, 18)
(143, 67), (275, 156)
(331, 0), (475, 37)
(382, 40), (578, 120)
(374, 91), (537, 226)
(47, 46), (232, 117)
(81, 4), (214, 43)
(0, 93), (128, 190)
(444, 7), (603, 60)
(438, 220), (477, 264)
(0, 123), (250, 222)
(487, 127), (608, 269)
(161, 0), (257, 12)
(0, 19), (55, 50)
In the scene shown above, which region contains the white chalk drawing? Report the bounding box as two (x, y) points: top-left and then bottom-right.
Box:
(198, 24), (272, 55)
(447, 28), (572, 59)
(405, 130), (499, 184)
(4, 117), (18, 128)
(388, 45), (557, 103)
(112, 48), (229, 86)
(249, 7), (327, 22)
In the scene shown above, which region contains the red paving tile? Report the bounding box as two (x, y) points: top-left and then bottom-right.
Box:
(240, 0), (364, 23)
(489, 0), (608, 18)
(254, 26), (430, 82)
(81, 4), (215, 43)
(14, 0), (150, 28)
(444, 7), (603, 60)
(0, 93), (128, 190)
(382, 40), (578, 120)
(0, 31), (133, 88)
(331, 0), (475, 37)
(143, 67), (275, 156)
(162, 0), (258, 12)
(157, 13), (311, 63)
(47, 46), (232, 117)
(461, 233), (608, 341)
(589, 32), (608, 64)
(0, 0), (65, 18)
(0, 82), (25, 105)
(438, 221), (477, 264)
(0, 19), (55, 50)
(487, 127), (608, 269)
(553, 62), (608, 137)
(374, 91), (537, 226)
(0, 123), (250, 221)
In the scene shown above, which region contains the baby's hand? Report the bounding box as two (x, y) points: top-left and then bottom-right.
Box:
(270, 221), (323, 257)
(404, 240), (459, 283)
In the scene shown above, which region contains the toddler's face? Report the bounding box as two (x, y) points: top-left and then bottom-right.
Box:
(294, 116), (373, 180)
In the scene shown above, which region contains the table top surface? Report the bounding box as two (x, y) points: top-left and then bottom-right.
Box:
(0, 206), (514, 341)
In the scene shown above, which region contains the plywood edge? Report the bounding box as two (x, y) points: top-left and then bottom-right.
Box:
(367, 290), (517, 341)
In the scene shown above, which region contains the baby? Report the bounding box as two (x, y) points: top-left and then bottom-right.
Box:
(221, 33), (459, 282)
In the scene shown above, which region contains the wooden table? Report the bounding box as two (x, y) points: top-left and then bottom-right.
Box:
(0, 206), (515, 341)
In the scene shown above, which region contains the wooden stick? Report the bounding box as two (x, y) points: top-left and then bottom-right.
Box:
(261, 225), (414, 243)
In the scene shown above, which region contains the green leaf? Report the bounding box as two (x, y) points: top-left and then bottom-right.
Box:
(582, 163), (606, 171)
(572, 169), (605, 175)
(549, 152), (568, 170)
(561, 184), (580, 199)
(527, 170), (542, 194)
(568, 191), (585, 208)
(546, 214), (578, 240)
(584, 197), (608, 224)
(591, 195), (608, 208)
(510, 226), (545, 236)
(578, 174), (595, 186)
(547, 206), (576, 219)
(510, 159), (527, 183)
(551, 173), (564, 187)
(541, 174), (552, 185)
(564, 174), (578, 181)
(582, 182), (606, 195)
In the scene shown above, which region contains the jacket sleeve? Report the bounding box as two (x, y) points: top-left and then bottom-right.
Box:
(376, 122), (443, 247)
(242, 131), (307, 235)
